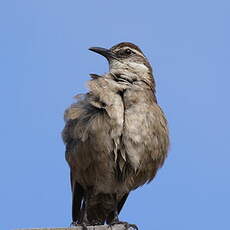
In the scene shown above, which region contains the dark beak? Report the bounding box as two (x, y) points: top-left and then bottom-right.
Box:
(89, 47), (114, 60)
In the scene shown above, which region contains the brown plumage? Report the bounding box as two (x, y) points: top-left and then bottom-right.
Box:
(62, 42), (169, 228)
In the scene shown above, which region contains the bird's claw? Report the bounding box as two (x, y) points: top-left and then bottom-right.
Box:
(70, 221), (78, 227)
(70, 221), (89, 230)
(109, 221), (138, 230)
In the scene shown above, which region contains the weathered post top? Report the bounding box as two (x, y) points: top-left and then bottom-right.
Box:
(16, 224), (134, 230)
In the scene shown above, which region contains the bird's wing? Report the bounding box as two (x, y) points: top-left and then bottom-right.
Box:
(62, 75), (126, 223)
(62, 94), (94, 223)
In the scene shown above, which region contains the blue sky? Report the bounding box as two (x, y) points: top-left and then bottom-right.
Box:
(0, 1), (229, 229)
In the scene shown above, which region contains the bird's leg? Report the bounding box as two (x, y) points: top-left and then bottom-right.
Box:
(109, 194), (138, 230)
(72, 192), (90, 230)
(108, 194), (119, 225)
(70, 200), (88, 229)
(81, 193), (91, 230)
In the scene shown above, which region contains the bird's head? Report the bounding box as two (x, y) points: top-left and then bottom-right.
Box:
(89, 42), (155, 89)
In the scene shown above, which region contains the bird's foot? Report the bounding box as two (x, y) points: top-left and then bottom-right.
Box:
(110, 221), (138, 230)
(70, 221), (78, 227)
(91, 220), (103, 226)
(70, 221), (89, 230)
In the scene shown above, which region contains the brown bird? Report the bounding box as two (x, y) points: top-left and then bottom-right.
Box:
(62, 42), (169, 229)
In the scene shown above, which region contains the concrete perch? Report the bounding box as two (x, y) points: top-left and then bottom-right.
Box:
(17, 224), (134, 230)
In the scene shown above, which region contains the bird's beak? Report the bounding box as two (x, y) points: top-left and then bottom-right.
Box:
(89, 47), (114, 60)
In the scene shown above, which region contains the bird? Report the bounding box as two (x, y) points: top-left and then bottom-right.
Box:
(62, 42), (169, 229)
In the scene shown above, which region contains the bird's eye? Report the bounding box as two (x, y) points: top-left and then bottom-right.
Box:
(125, 49), (132, 55)
(116, 48), (133, 57)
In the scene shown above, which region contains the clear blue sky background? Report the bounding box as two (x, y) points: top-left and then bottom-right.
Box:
(0, 1), (229, 230)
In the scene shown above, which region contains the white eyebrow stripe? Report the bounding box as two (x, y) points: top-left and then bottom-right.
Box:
(114, 47), (145, 58)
